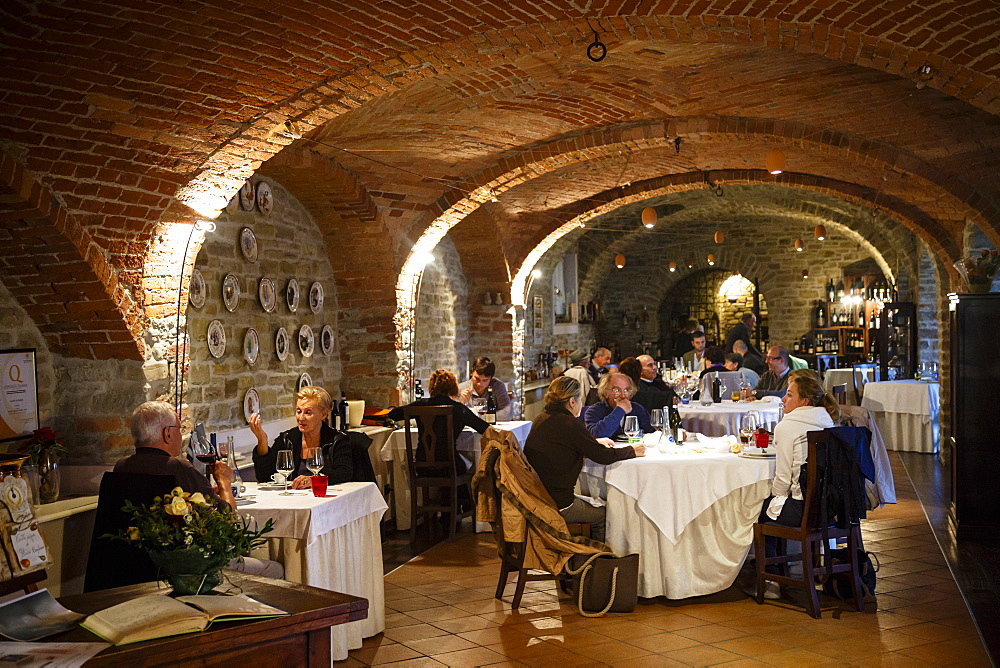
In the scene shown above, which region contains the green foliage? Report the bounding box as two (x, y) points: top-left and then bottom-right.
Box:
(115, 487), (273, 570)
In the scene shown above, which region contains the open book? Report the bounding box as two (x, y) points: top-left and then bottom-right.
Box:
(81, 594), (288, 645)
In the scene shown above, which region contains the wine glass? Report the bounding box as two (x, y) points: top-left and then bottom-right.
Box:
(649, 408), (664, 432)
(191, 435), (218, 483)
(739, 412), (759, 447)
(276, 450), (294, 495)
(623, 415), (641, 443)
(304, 447), (324, 476)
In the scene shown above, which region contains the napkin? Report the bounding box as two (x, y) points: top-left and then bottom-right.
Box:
(758, 395), (782, 404)
(695, 433), (738, 453)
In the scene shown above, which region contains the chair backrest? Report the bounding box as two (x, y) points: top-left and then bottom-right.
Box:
(400, 405), (458, 478)
(831, 383), (848, 405)
(84, 472), (176, 592)
(816, 354), (838, 375)
(698, 371), (744, 398)
(852, 363), (878, 404)
(800, 428), (869, 532)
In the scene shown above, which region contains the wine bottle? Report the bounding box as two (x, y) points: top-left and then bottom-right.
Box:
(827, 278), (836, 303)
(669, 404), (682, 442)
(339, 391), (349, 430)
(816, 301), (825, 328)
(711, 372), (722, 403)
(484, 387), (498, 424)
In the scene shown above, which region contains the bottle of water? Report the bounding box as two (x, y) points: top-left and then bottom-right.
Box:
(226, 436), (244, 499)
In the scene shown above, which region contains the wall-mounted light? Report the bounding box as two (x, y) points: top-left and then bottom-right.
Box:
(802, 269), (809, 279)
(714, 231), (725, 244)
(641, 207), (657, 229)
(707, 253), (715, 266)
(766, 150), (785, 175)
(794, 239), (804, 252)
(814, 225), (826, 241)
(615, 254), (625, 269)
(668, 261), (677, 272)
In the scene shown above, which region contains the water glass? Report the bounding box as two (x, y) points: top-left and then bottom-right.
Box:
(276, 450), (294, 495)
(649, 409), (664, 431)
(739, 412), (759, 445)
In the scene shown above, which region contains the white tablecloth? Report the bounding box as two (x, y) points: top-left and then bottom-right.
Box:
(241, 482), (387, 661)
(861, 380), (940, 453)
(581, 443), (775, 599)
(677, 400), (782, 437)
(379, 421), (532, 531)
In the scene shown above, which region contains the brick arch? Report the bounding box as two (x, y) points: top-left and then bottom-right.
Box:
(0, 152), (142, 360)
(508, 168), (962, 306)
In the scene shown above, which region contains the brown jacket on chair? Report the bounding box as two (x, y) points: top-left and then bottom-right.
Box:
(472, 426), (604, 575)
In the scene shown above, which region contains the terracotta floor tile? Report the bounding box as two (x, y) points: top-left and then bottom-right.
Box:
(751, 648), (840, 667)
(898, 640), (991, 665)
(383, 623), (453, 643)
(711, 660), (772, 668)
(483, 638), (564, 660)
(430, 646), (512, 667)
(520, 650), (609, 667)
(368, 643), (424, 665)
(373, 658), (447, 667)
(609, 654), (688, 667)
(624, 631), (702, 653)
(672, 623), (751, 644)
(403, 634), (478, 656)
(711, 635), (789, 656)
(571, 639), (653, 663)
(391, 596), (456, 613)
(894, 621), (979, 643)
(664, 643), (744, 666)
(404, 606), (471, 623)
(457, 626), (530, 646)
(386, 612), (423, 628)
(873, 629), (938, 652)
(638, 612), (711, 632)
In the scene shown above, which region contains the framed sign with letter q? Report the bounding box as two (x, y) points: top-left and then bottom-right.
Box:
(0, 349), (39, 443)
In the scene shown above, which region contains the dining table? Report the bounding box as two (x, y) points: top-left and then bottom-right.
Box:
(677, 399), (782, 437)
(861, 380), (941, 453)
(239, 481), (387, 661)
(580, 433), (775, 599)
(379, 420), (532, 531)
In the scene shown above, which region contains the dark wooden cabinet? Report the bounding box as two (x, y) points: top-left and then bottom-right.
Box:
(949, 292), (1000, 540)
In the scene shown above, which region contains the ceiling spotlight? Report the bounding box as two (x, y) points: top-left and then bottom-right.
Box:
(615, 254), (625, 269)
(714, 231), (725, 244)
(641, 207), (657, 228)
(915, 65), (934, 89)
(282, 120), (302, 139)
(707, 253), (715, 266)
(766, 149), (785, 175)
(668, 261), (677, 272)
(794, 239), (804, 252)
(814, 224), (827, 241)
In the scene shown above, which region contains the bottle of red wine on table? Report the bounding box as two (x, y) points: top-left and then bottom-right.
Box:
(484, 387), (498, 425)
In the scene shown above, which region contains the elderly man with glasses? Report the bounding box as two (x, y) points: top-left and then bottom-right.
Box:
(751, 346), (792, 399)
(584, 371), (655, 440)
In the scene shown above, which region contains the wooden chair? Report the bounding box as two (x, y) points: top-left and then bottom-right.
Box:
(852, 363), (878, 406)
(493, 476), (589, 608)
(831, 383), (848, 405)
(815, 354), (838, 376)
(85, 472), (176, 592)
(753, 428), (867, 618)
(400, 405), (475, 543)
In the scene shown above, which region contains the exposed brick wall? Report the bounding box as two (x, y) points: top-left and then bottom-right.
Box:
(181, 176), (343, 431)
(413, 238), (469, 387)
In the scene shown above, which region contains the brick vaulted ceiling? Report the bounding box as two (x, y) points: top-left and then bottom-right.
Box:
(1, 1), (998, 358)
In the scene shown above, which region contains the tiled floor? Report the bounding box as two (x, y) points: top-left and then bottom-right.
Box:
(340, 454), (991, 666)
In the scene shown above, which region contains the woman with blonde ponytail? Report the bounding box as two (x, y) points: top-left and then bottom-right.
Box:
(755, 369), (839, 598)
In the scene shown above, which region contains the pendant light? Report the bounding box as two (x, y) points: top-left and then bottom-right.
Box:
(766, 150), (785, 175)
(641, 207), (657, 229)
(814, 224), (827, 241)
(794, 239), (804, 252)
(685, 258), (694, 269)
(668, 261), (677, 272)
(802, 269), (809, 279)
(615, 254), (625, 269)
(707, 253), (715, 266)
(714, 231), (725, 244)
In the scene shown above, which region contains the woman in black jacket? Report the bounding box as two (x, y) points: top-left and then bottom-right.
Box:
(523, 376), (645, 542)
(249, 386), (353, 487)
(387, 369), (488, 474)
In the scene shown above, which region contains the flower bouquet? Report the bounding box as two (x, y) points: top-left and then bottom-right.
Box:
(117, 487), (273, 594)
(18, 427), (67, 503)
(955, 249), (1000, 292)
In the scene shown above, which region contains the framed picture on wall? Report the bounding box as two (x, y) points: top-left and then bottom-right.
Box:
(533, 296), (543, 345)
(0, 349), (39, 442)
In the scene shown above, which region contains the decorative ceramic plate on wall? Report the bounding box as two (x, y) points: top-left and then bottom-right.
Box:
(286, 278), (299, 312)
(256, 182), (272, 215)
(298, 324), (314, 357)
(321, 325), (334, 356)
(240, 227), (258, 263)
(222, 273), (240, 312)
(189, 268), (206, 308)
(258, 276), (276, 312)
(244, 387), (260, 423)
(275, 327), (289, 361)
(244, 328), (260, 366)
(239, 179), (255, 211)
(298, 373), (312, 391)
(207, 320), (226, 358)
(309, 282), (324, 314)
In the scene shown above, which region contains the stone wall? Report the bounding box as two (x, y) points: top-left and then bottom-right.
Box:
(413, 238), (469, 389)
(0, 280), (145, 464)
(184, 176), (342, 431)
